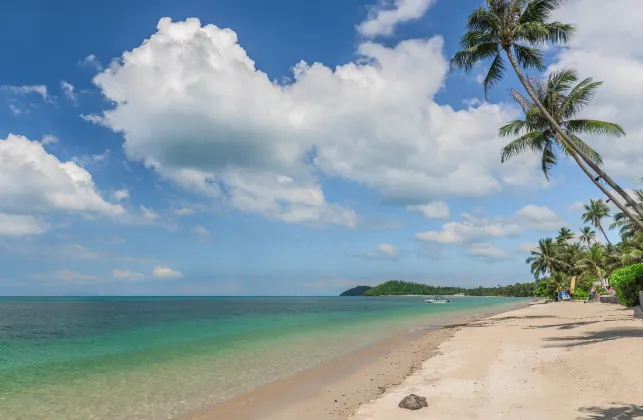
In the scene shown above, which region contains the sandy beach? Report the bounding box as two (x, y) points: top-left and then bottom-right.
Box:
(184, 301), (643, 420)
(184, 305), (521, 420)
(353, 302), (643, 420)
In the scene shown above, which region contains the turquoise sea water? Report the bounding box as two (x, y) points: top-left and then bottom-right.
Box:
(0, 296), (524, 419)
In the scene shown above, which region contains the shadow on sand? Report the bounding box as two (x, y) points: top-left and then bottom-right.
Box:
(577, 404), (643, 419)
(544, 328), (643, 348)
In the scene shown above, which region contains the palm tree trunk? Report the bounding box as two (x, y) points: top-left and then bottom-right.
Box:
(504, 47), (643, 222)
(597, 223), (612, 246)
(567, 148), (643, 230)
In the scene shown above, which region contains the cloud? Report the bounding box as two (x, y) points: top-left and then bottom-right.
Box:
(152, 266), (183, 279)
(140, 206), (159, 221)
(416, 213), (521, 244)
(33, 269), (98, 284)
(88, 18), (541, 227)
(467, 242), (509, 262)
(60, 81), (76, 103)
(8, 104), (22, 115)
(0, 135), (123, 235)
(1, 240), (155, 263)
(377, 243), (398, 259)
(514, 205), (567, 231)
(112, 269), (145, 281)
(192, 225), (211, 236)
(72, 150), (110, 168)
(357, 0), (435, 38)
(82, 54), (103, 71)
(566, 201), (585, 212)
(113, 189), (129, 201)
(353, 243), (400, 261)
(0, 213), (48, 236)
(41, 134), (58, 145)
(519, 242), (539, 253)
(550, 0), (643, 182)
(2, 84), (48, 100)
(407, 201), (450, 219)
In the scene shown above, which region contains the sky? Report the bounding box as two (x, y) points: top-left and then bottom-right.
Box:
(0, 0), (641, 296)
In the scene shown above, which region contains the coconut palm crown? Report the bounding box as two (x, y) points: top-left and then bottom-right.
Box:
(450, 0), (574, 99)
(499, 69), (624, 179)
(582, 199), (612, 245)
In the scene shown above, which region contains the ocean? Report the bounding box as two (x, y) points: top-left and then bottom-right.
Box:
(0, 296), (524, 419)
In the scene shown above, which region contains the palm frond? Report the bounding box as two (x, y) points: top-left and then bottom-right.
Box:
(483, 52), (506, 98)
(450, 42), (499, 72)
(541, 139), (558, 180)
(547, 68), (577, 93)
(544, 21), (575, 44)
(519, 0), (567, 23)
(513, 44), (545, 70)
(560, 77), (603, 118)
(514, 22), (552, 44)
(559, 132), (603, 167)
(466, 7), (501, 33)
(499, 119), (532, 137)
(510, 89), (533, 112)
(565, 120), (626, 138)
(500, 130), (547, 162)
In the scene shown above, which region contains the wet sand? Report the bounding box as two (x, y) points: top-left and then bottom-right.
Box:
(184, 304), (526, 420)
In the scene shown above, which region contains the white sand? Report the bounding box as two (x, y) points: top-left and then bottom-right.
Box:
(351, 302), (643, 420)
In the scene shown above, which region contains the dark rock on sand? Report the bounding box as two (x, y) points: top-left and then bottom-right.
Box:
(398, 394), (428, 410)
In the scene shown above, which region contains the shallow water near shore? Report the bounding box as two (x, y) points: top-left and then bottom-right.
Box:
(0, 296), (525, 420)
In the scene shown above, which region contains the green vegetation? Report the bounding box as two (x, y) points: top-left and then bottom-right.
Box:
(609, 264), (643, 307)
(360, 280), (535, 297)
(339, 286), (373, 296)
(451, 0), (643, 229)
(527, 195), (643, 306)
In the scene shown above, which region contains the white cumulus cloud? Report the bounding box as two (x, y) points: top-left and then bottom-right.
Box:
(407, 201), (450, 219)
(468, 242), (509, 262)
(515, 205), (567, 231)
(86, 18), (542, 228)
(357, 0), (436, 38)
(416, 213), (521, 244)
(0, 135), (123, 230)
(0, 213), (48, 236)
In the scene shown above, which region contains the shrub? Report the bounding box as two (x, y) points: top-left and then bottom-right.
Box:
(573, 289), (589, 301)
(609, 264), (643, 307)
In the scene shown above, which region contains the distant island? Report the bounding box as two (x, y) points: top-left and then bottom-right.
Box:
(339, 286), (373, 296)
(339, 280), (535, 297)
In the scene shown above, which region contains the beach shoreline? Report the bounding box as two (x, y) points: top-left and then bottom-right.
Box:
(352, 301), (643, 420)
(184, 301), (530, 420)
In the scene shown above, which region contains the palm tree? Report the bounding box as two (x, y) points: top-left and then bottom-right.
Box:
(556, 227), (574, 244)
(578, 243), (607, 281)
(500, 69), (623, 180)
(450, 0), (643, 223)
(578, 226), (597, 246)
(526, 237), (567, 279)
(582, 199), (612, 246)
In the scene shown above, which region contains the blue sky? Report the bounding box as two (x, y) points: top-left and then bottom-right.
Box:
(0, 0), (640, 296)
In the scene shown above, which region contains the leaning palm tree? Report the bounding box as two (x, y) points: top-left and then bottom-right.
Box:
(500, 69), (623, 181)
(582, 199), (612, 246)
(450, 0), (643, 223)
(578, 226), (597, 246)
(526, 237), (567, 279)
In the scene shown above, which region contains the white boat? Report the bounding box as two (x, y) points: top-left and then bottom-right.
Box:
(424, 296), (450, 304)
